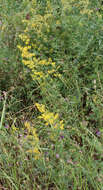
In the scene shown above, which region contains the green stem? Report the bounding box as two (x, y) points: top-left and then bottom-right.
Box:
(0, 93), (7, 129)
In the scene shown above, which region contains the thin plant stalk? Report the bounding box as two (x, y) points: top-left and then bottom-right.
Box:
(0, 92), (7, 129)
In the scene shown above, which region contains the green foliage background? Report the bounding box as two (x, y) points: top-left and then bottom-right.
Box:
(0, 0), (103, 189)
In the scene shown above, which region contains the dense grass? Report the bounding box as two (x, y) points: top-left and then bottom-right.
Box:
(0, 0), (103, 189)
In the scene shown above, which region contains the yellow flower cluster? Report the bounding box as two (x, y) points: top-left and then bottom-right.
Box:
(18, 18), (58, 82)
(11, 124), (18, 132)
(24, 121), (41, 160)
(18, 42), (56, 82)
(17, 0), (62, 84)
(35, 103), (64, 130)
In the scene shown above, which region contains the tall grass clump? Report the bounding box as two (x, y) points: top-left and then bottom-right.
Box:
(0, 0), (103, 189)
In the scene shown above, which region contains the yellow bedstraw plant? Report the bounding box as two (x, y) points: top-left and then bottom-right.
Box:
(17, 36), (58, 83)
(24, 121), (41, 160)
(35, 103), (64, 130)
(17, 0), (65, 157)
(17, 0), (61, 85)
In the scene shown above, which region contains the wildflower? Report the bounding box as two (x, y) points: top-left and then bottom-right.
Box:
(12, 125), (18, 132)
(96, 130), (101, 137)
(33, 147), (40, 153)
(24, 121), (41, 160)
(96, 8), (100, 11)
(56, 154), (59, 159)
(24, 121), (31, 133)
(35, 103), (45, 113)
(45, 152), (48, 156)
(19, 134), (23, 137)
(5, 124), (9, 129)
(35, 103), (64, 130)
(60, 135), (64, 139)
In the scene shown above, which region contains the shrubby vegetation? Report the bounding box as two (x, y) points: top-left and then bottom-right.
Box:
(0, 0), (103, 189)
